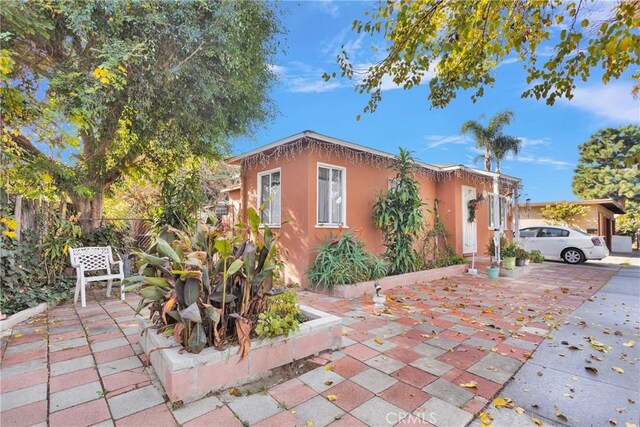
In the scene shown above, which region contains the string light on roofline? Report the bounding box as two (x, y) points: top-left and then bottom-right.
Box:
(240, 137), (518, 193)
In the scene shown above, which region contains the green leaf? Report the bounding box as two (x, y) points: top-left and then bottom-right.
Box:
(227, 258), (244, 276)
(247, 207), (261, 233)
(140, 286), (164, 301)
(183, 277), (201, 306)
(179, 303), (202, 323)
(156, 238), (181, 265)
(214, 238), (232, 258)
(188, 323), (207, 354)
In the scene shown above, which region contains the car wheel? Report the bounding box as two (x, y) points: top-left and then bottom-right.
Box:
(562, 248), (585, 264)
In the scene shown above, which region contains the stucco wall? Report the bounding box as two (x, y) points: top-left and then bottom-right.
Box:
(236, 144), (516, 285)
(240, 151), (311, 286)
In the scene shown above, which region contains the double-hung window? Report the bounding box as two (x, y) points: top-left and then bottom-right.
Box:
(257, 168), (281, 226)
(317, 164), (346, 226)
(488, 193), (508, 229)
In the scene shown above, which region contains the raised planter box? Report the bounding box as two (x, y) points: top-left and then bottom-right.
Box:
(311, 263), (468, 299)
(500, 265), (534, 278)
(139, 304), (342, 403)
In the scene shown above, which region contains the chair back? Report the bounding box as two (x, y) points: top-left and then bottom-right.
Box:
(69, 246), (112, 272)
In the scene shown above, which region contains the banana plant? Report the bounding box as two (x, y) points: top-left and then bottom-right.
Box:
(124, 208), (283, 356)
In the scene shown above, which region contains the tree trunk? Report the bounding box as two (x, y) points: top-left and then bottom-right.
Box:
(495, 160), (501, 174)
(71, 188), (106, 234)
(484, 147), (491, 171)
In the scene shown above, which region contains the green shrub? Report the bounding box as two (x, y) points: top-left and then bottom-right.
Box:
(1, 230), (75, 316)
(529, 250), (544, 263)
(485, 234), (508, 258)
(255, 291), (305, 338)
(501, 242), (518, 258)
(514, 246), (529, 260)
(307, 232), (387, 289)
(83, 222), (133, 258)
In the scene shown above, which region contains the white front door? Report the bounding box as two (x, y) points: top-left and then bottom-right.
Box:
(462, 186), (477, 254)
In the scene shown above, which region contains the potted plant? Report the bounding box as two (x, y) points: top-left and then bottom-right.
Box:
(529, 249), (544, 263)
(501, 242), (518, 270)
(485, 234), (508, 263)
(515, 246), (528, 267)
(486, 262), (500, 280)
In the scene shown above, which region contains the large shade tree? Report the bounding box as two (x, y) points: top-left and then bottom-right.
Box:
(572, 125), (640, 240)
(460, 111), (521, 173)
(325, 0), (639, 113)
(1, 0), (281, 232)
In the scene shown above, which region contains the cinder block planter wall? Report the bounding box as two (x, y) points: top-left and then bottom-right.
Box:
(312, 263), (468, 299)
(139, 305), (342, 403)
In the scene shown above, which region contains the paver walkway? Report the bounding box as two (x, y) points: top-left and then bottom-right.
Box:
(0, 263), (615, 427)
(477, 266), (639, 427)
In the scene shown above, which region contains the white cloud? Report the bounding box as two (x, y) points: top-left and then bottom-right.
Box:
(516, 155), (573, 170)
(519, 137), (551, 149)
(289, 79), (341, 93)
(309, 0), (339, 17)
(273, 61), (344, 93)
(424, 134), (470, 149)
(268, 64), (286, 77)
(561, 83), (639, 123)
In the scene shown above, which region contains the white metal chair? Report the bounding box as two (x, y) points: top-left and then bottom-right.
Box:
(69, 246), (124, 307)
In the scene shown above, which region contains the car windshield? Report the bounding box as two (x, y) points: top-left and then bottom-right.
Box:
(570, 227), (590, 236)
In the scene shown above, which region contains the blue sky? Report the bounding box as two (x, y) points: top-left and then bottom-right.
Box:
(233, 0), (639, 203)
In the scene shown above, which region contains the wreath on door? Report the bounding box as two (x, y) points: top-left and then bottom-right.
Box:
(467, 194), (484, 223)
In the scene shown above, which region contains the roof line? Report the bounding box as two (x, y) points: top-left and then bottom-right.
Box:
(227, 130), (521, 182)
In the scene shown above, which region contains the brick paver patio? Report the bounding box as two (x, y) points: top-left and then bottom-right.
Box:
(0, 263), (615, 426)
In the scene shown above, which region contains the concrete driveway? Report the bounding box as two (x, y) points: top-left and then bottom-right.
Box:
(475, 266), (640, 427)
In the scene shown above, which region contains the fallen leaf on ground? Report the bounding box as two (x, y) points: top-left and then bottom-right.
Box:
(515, 406), (525, 414)
(612, 367), (625, 374)
(588, 337), (612, 353)
(326, 395), (337, 402)
(306, 421), (314, 427)
(625, 422), (637, 427)
(493, 397), (511, 408)
(374, 338), (384, 345)
(479, 411), (493, 427)
(324, 381), (333, 386)
(532, 417), (543, 426)
(585, 366), (599, 374)
(459, 381), (478, 388)
(623, 340), (635, 348)
(610, 419), (617, 425)
(229, 387), (242, 396)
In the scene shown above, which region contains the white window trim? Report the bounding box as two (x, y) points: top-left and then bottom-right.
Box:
(487, 193), (508, 230)
(257, 167), (281, 227)
(316, 162), (347, 228)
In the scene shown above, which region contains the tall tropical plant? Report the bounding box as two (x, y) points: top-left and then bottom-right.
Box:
(460, 111), (520, 172)
(372, 149), (426, 275)
(124, 207), (283, 356)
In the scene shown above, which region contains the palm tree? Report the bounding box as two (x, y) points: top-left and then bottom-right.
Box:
(489, 135), (522, 173)
(460, 111), (520, 173)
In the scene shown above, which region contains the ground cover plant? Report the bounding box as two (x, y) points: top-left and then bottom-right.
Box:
(307, 231), (387, 289)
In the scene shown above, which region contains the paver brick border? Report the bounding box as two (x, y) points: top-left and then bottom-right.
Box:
(310, 263), (468, 299)
(139, 304), (342, 403)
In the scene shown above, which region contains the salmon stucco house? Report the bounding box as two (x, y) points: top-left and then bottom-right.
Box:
(225, 131), (522, 286)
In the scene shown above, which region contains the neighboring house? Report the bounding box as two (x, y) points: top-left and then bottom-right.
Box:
(519, 199), (625, 250)
(226, 131), (521, 286)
